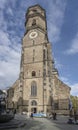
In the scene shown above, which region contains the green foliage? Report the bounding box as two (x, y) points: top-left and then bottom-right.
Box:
(70, 95), (78, 112)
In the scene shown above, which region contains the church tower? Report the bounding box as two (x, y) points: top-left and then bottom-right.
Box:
(7, 4), (71, 115)
(19, 5), (54, 114)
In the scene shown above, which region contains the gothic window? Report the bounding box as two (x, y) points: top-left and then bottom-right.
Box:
(33, 49), (35, 62)
(43, 83), (46, 86)
(31, 100), (37, 106)
(43, 49), (46, 59)
(33, 9), (37, 12)
(43, 60), (46, 65)
(32, 71), (36, 77)
(32, 19), (36, 26)
(31, 81), (37, 96)
(43, 69), (46, 77)
(48, 70), (50, 74)
(54, 102), (59, 110)
(43, 69), (46, 80)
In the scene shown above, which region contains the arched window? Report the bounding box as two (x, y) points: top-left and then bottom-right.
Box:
(32, 19), (36, 26)
(43, 69), (46, 76)
(31, 81), (37, 96)
(43, 49), (46, 59)
(31, 100), (37, 106)
(32, 71), (36, 77)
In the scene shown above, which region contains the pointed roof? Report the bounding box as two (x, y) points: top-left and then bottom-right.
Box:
(28, 4), (45, 11)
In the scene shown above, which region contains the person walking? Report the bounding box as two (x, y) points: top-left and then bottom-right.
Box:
(53, 112), (57, 120)
(30, 112), (33, 119)
(74, 111), (77, 123)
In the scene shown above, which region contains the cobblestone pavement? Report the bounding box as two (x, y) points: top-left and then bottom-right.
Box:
(1, 114), (78, 130)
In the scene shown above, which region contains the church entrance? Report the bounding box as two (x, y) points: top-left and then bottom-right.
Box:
(31, 108), (37, 113)
(31, 100), (37, 113)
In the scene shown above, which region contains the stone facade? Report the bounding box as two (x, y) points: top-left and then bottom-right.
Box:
(7, 80), (20, 109)
(7, 5), (71, 114)
(52, 75), (70, 114)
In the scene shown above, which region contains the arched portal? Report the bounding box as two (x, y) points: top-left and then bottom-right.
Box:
(31, 100), (37, 113)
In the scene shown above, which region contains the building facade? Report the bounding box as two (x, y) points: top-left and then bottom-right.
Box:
(7, 5), (71, 115)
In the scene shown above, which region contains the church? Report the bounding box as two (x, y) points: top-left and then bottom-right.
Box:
(7, 5), (71, 115)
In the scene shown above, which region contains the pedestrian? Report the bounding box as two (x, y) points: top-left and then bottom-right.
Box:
(30, 112), (33, 119)
(55, 112), (57, 119)
(53, 112), (57, 120)
(74, 112), (77, 123)
(13, 109), (16, 114)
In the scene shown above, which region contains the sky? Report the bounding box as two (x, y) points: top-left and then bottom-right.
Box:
(0, 0), (78, 96)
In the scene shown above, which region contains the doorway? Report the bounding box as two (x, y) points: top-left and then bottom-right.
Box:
(31, 108), (37, 113)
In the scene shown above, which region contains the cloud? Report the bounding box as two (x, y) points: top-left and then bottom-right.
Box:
(66, 32), (78, 54)
(54, 58), (63, 69)
(0, 11), (7, 31)
(0, 30), (21, 89)
(60, 76), (78, 96)
(0, 0), (21, 89)
(0, 0), (35, 90)
(60, 76), (69, 83)
(0, 0), (7, 9)
(71, 83), (78, 96)
(0, 31), (10, 45)
(47, 0), (67, 43)
(60, 76), (72, 88)
(6, 7), (13, 16)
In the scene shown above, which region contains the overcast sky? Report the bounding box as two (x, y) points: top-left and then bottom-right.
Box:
(0, 0), (78, 96)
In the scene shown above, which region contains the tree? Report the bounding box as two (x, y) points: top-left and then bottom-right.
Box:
(70, 95), (78, 113)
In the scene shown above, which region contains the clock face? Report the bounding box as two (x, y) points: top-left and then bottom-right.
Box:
(29, 31), (38, 39)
